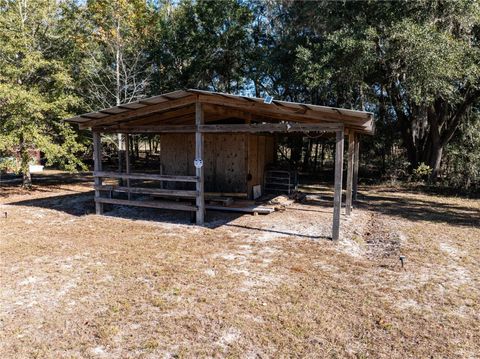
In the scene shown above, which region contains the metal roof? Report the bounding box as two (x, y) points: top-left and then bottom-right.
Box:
(66, 89), (374, 134)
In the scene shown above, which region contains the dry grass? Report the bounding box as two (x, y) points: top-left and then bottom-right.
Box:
(0, 174), (479, 358)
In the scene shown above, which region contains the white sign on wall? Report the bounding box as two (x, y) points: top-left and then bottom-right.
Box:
(194, 159), (203, 169)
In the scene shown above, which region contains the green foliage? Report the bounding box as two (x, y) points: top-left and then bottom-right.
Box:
(384, 155), (411, 184)
(76, 0), (156, 108)
(444, 112), (480, 189)
(413, 163), (433, 182)
(151, 0), (253, 93)
(271, 0), (480, 186)
(0, 0), (479, 191)
(0, 0), (86, 185)
(0, 156), (16, 173)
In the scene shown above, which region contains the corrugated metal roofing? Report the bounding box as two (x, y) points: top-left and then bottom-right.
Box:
(66, 89), (374, 134)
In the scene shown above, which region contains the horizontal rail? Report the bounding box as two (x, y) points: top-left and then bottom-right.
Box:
(95, 197), (196, 212)
(198, 123), (344, 133)
(205, 204), (274, 214)
(95, 185), (197, 198)
(94, 171), (198, 183)
(96, 122), (344, 134)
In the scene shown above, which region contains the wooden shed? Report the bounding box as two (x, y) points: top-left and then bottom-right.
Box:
(158, 133), (275, 198)
(66, 89), (374, 240)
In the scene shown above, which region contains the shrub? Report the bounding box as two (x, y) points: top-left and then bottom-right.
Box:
(412, 162), (432, 181)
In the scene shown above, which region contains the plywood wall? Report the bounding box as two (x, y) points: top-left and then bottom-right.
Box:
(159, 134), (247, 193)
(247, 134), (275, 198)
(159, 133), (275, 197)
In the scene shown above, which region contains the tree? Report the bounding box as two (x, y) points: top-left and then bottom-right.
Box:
(381, 3), (480, 178)
(265, 0), (480, 179)
(151, 0), (253, 93)
(444, 109), (480, 190)
(78, 0), (156, 108)
(74, 0), (156, 173)
(0, 0), (85, 186)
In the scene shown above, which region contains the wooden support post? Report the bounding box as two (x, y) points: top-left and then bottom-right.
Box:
(353, 133), (360, 201)
(125, 133), (131, 200)
(93, 131), (104, 215)
(118, 133), (124, 186)
(332, 129), (344, 240)
(195, 101), (205, 225)
(346, 131), (355, 215)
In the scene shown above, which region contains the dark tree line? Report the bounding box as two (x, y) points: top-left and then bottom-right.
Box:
(1, 0), (479, 189)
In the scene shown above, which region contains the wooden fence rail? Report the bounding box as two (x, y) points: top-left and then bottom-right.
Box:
(94, 185), (197, 198)
(94, 171), (198, 183)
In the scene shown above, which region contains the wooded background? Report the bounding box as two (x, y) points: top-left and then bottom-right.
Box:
(0, 0), (479, 191)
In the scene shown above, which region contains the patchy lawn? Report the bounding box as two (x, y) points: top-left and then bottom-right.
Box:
(0, 174), (479, 358)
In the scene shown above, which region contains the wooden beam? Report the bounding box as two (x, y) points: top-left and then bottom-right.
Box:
(94, 171), (198, 183)
(197, 94), (372, 132)
(95, 185), (197, 198)
(201, 123), (343, 133)
(93, 131), (103, 215)
(204, 103), (252, 121)
(346, 131), (355, 215)
(195, 100), (205, 225)
(78, 95), (196, 129)
(353, 133), (360, 201)
(205, 204), (274, 214)
(117, 133), (124, 186)
(110, 104), (196, 127)
(115, 101), (248, 127)
(97, 122), (344, 134)
(95, 186), (248, 200)
(95, 197), (196, 212)
(125, 133), (131, 199)
(332, 129), (344, 240)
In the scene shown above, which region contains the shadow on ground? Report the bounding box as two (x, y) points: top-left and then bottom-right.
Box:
(4, 190), (255, 229)
(223, 223), (331, 240)
(358, 193), (480, 228)
(5, 172), (478, 237)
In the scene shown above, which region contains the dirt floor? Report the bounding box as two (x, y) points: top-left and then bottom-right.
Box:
(1, 171), (479, 358)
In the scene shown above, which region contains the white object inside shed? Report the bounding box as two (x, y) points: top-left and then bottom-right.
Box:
(253, 185), (262, 199)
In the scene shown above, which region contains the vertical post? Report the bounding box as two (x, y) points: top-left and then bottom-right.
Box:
(346, 131), (355, 215)
(353, 133), (360, 201)
(93, 131), (103, 215)
(195, 100), (205, 225)
(245, 113), (251, 198)
(332, 129), (344, 240)
(118, 133), (124, 186)
(125, 133), (131, 200)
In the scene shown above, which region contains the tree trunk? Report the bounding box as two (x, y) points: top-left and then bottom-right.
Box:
(135, 138), (139, 158)
(429, 144), (443, 179)
(320, 143), (325, 169)
(115, 16), (124, 185)
(313, 139), (320, 171)
(253, 76), (260, 97)
(304, 138), (312, 172)
(390, 84), (480, 180)
(19, 137), (32, 188)
(22, 170), (32, 187)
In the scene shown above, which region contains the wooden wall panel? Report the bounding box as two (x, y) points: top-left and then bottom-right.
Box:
(247, 135), (258, 197)
(247, 134), (275, 198)
(257, 135), (266, 190)
(159, 133), (246, 193)
(211, 134), (246, 192)
(204, 134), (216, 191)
(265, 136), (275, 164)
(159, 134), (194, 189)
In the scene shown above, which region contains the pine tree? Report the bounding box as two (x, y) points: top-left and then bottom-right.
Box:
(0, 0), (85, 186)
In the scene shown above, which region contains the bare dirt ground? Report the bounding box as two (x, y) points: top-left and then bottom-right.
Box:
(1, 171), (479, 358)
